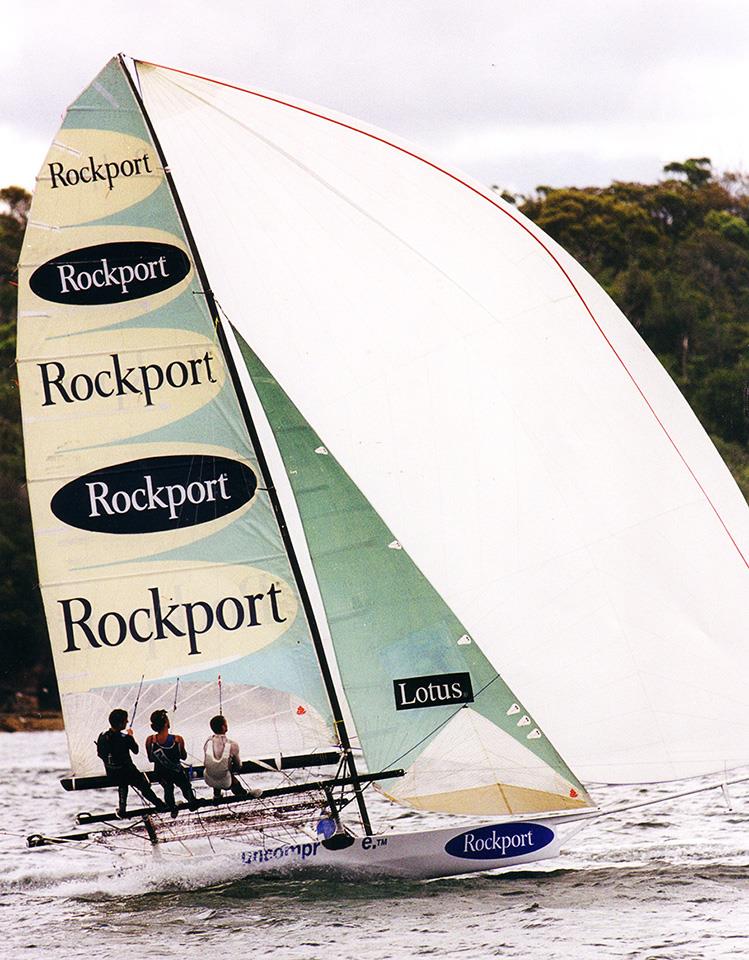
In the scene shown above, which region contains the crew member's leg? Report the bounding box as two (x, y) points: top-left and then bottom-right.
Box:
(162, 776), (176, 811)
(173, 769), (198, 808)
(117, 780), (129, 817)
(129, 768), (166, 810)
(229, 773), (248, 797)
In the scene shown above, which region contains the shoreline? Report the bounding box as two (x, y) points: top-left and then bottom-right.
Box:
(0, 711), (63, 732)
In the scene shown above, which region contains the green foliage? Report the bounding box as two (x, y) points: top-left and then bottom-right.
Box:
(519, 159), (749, 433)
(0, 186), (51, 703)
(704, 209), (749, 247)
(663, 157), (713, 187)
(712, 436), (749, 502)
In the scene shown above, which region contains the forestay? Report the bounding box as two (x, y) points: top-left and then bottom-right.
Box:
(137, 60), (749, 786)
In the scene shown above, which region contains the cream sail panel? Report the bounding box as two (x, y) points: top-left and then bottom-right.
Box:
(17, 224), (193, 353)
(43, 559), (299, 695)
(383, 709), (592, 815)
(137, 64), (749, 783)
(27, 441), (258, 581)
(391, 784), (590, 816)
(32, 129), (162, 227)
(19, 328), (225, 479)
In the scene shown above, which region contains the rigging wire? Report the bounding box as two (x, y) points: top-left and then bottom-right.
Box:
(349, 671), (506, 815)
(130, 674), (145, 727)
(382, 671), (502, 774)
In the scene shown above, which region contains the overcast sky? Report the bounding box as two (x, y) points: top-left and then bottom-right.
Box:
(5, 0), (749, 196)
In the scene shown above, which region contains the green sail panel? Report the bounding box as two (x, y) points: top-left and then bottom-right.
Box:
(16, 58), (335, 779)
(235, 332), (592, 816)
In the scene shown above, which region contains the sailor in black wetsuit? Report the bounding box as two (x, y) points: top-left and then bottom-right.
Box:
(145, 709), (198, 816)
(96, 709), (165, 817)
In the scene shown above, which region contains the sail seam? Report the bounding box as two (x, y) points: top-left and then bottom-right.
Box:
(138, 58), (749, 573)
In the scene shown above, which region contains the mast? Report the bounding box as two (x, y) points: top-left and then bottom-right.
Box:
(119, 55), (373, 834)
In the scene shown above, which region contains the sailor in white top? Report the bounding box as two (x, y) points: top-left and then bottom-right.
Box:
(204, 715), (260, 800)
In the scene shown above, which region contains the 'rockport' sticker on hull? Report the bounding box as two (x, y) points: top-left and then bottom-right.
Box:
(29, 241), (191, 305)
(50, 455), (257, 534)
(444, 822), (555, 860)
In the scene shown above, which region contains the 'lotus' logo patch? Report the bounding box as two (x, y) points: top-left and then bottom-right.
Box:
(50, 455), (257, 534)
(393, 672), (473, 711)
(29, 241), (191, 305)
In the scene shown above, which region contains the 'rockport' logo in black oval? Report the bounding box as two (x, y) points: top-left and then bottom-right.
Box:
(51, 455), (257, 534)
(29, 241), (191, 305)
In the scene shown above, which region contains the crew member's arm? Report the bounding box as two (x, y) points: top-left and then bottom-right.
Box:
(230, 740), (241, 772)
(145, 735), (154, 762)
(176, 735), (187, 761)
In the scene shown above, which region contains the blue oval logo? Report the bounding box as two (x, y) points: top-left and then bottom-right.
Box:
(444, 822), (555, 860)
(29, 241), (191, 305)
(51, 455), (257, 534)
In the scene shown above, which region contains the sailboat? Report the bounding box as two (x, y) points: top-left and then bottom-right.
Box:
(17, 55), (749, 879)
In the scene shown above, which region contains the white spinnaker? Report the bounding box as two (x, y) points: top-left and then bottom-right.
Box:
(138, 61), (749, 784)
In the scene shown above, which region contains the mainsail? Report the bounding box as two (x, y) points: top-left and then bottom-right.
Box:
(16, 59), (337, 779)
(135, 59), (749, 789)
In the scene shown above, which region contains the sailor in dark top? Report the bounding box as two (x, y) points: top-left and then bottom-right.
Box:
(145, 709), (198, 815)
(96, 708), (165, 816)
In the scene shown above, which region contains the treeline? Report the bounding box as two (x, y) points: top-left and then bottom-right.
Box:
(3, 158), (749, 702)
(504, 157), (749, 492)
(0, 186), (53, 708)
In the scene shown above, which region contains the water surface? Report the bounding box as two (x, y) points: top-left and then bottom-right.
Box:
(2, 732), (748, 959)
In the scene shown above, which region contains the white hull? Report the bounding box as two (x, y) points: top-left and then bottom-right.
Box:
(198, 818), (567, 880)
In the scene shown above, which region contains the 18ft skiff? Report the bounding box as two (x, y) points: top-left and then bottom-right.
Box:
(17, 55), (749, 878)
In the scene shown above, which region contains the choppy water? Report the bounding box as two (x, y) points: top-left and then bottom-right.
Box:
(1, 732), (748, 959)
